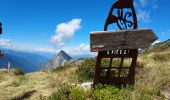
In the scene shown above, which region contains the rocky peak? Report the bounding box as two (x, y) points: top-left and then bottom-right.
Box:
(43, 50), (84, 71)
(57, 50), (72, 60)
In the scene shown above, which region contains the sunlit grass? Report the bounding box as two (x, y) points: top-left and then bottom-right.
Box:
(0, 50), (170, 99)
(0, 65), (78, 100)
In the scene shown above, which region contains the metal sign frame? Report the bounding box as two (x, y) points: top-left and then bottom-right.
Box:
(93, 0), (138, 87)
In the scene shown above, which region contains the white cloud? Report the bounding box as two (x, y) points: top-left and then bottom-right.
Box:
(0, 38), (37, 52)
(77, 43), (90, 53)
(51, 19), (82, 47)
(34, 43), (90, 55)
(35, 43), (91, 55)
(135, 0), (158, 23)
(0, 38), (18, 49)
(0, 38), (91, 55)
(0, 39), (12, 47)
(138, 0), (158, 9)
(67, 43), (90, 55)
(137, 9), (150, 23)
(34, 48), (58, 53)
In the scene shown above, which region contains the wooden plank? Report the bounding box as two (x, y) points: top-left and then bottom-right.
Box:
(90, 29), (158, 52)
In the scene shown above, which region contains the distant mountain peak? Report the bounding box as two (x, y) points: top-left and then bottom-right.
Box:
(58, 50), (66, 55)
(58, 50), (72, 60)
(43, 50), (85, 71)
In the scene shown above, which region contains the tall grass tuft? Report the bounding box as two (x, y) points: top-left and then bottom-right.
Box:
(152, 53), (169, 62)
(13, 68), (24, 75)
(136, 61), (145, 68)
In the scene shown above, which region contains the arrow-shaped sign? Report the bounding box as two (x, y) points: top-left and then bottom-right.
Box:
(90, 29), (158, 52)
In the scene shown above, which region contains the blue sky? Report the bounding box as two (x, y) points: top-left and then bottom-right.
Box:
(0, 0), (169, 54)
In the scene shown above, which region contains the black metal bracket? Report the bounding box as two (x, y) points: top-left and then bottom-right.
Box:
(93, 0), (138, 87)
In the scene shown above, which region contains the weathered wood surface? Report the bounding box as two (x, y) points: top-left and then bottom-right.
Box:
(90, 29), (158, 52)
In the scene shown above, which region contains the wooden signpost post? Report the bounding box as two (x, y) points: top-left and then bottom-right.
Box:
(90, 0), (158, 87)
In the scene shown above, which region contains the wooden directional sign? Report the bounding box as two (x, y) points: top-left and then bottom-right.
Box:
(90, 29), (158, 52)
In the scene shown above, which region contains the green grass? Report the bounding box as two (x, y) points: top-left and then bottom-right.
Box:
(76, 58), (95, 82)
(48, 83), (90, 100)
(0, 49), (170, 99)
(47, 50), (170, 100)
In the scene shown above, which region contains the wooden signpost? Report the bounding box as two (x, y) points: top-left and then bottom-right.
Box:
(90, 0), (158, 87)
(91, 29), (158, 87)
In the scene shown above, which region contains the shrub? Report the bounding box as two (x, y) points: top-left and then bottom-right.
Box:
(77, 58), (96, 82)
(13, 68), (24, 75)
(48, 84), (87, 100)
(48, 84), (71, 100)
(70, 87), (86, 100)
(92, 84), (127, 100)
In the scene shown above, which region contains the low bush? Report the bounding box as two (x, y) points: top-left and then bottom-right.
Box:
(76, 58), (96, 82)
(13, 68), (24, 75)
(48, 84), (71, 100)
(70, 87), (86, 100)
(48, 84), (87, 100)
(92, 84), (133, 100)
(93, 84), (121, 100)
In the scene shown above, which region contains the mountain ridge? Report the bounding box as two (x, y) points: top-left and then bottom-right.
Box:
(142, 39), (170, 53)
(0, 48), (50, 72)
(43, 50), (84, 71)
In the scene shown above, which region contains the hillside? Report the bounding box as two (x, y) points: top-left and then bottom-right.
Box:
(0, 49), (50, 72)
(143, 39), (170, 53)
(0, 66), (77, 100)
(0, 40), (170, 99)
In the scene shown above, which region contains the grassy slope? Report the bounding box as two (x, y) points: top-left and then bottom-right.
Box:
(0, 65), (78, 100)
(136, 51), (170, 99)
(0, 43), (170, 99)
